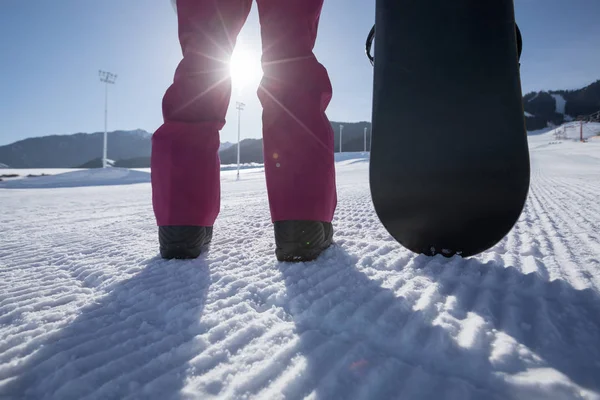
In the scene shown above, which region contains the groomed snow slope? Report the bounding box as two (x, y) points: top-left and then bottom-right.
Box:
(1, 138), (600, 399)
(0, 168), (150, 189)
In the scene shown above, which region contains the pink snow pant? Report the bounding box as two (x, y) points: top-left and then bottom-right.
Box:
(151, 0), (337, 227)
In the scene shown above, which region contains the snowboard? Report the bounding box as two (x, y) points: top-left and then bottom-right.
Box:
(369, 0), (530, 258)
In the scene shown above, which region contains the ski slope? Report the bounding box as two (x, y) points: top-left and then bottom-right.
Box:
(1, 136), (600, 399)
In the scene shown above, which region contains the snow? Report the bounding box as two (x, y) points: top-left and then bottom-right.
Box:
(551, 94), (567, 115)
(0, 168), (150, 189)
(524, 111), (534, 117)
(1, 140), (600, 399)
(0, 168), (84, 177)
(334, 151), (370, 163)
(219, 163), (264, 172)
(542, 122), (600, 142)
(527, 126), (555, 136)
(0, 153), (369, 188)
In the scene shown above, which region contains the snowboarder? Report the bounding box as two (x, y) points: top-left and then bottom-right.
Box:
(151, 0), (337, 261)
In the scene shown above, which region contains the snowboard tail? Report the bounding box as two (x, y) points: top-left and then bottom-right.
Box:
(370, 0), (530, 257)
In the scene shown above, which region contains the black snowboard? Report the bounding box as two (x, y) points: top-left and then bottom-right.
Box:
(369, 0), (530, 258)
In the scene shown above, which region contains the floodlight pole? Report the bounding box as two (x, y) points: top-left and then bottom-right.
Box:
(339, 124), (344, 153)
(236, 102), (245, 180)
(99, 70), (117, 168)
(364, 127), (368, 152)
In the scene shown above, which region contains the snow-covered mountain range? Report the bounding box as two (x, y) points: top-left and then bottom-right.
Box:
(2, 79), (598, 168)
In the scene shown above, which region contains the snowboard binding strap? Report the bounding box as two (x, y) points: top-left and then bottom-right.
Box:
(366, 24), (522, 66)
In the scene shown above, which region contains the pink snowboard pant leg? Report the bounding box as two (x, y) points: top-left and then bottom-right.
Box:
(152, 0), (337, 226)
(257, 0), (337, 223)
(151, 0), (252, 226)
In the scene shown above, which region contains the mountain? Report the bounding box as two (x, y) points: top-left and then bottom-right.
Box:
(3, 80), (599, 168)
(0, 130), (239, 168)
(1, 123), (373, 168)
(220, 142), (234, 151)
(214, 122), (373, 166)
(73, 124), (373, 168)
(0, 130), (152, 168)
(75, 140), (265, 168)
(524, 80), (600, 131)
(219, 139), (264, 165)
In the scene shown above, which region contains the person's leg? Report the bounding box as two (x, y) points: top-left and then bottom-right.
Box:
(256, 0), (337, 222)
(256, 0), (337, 261)
(152, 0), (252, 258)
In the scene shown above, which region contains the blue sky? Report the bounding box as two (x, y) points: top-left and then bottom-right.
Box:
(1, 0), (599, 146)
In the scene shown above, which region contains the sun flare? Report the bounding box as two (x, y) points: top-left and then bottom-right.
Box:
(229, 45), (262, 90)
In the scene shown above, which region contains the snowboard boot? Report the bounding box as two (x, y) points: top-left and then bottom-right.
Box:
(159, 226), (213, 259)
(274, 220), (334, 262)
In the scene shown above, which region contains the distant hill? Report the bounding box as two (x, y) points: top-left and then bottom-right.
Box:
(3, 123), (374, 168)
(3, 80), (599, 168)
(216, 123), (374, 165)
(219, 139), (265, 165)
(0, 130), (152, 168)
(76, 140), (267, 168)
(220, 142), (234, 151)
(0, 130), (240, 168)
(524, 80), (600, 131)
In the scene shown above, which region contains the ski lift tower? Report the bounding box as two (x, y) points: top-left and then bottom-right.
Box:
(99, 70), (117, 168)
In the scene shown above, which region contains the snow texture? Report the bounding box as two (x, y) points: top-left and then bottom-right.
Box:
(1, 141), (600, 400)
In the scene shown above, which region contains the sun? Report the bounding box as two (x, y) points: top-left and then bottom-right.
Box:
(229, 44), (263, 92)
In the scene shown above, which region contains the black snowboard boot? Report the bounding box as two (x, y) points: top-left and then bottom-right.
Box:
(274, 220), (334, 262)
(159, 226), (213, 259)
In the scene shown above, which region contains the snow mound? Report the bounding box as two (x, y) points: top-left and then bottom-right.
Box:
(0, 168), (150, 189)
